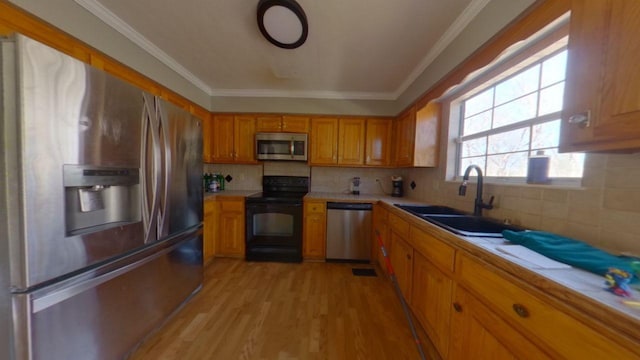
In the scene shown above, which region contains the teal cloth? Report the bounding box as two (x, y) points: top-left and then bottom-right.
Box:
(502, 230), (637, 281)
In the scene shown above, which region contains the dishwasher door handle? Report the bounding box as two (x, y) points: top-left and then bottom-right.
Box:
(326, 202), (372, 211)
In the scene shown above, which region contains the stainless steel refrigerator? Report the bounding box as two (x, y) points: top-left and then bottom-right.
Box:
(0, 34), (203, 359)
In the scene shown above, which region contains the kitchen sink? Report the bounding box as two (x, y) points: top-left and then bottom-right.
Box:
(394, 204), (468, 216)
(395, 204), (524, 237)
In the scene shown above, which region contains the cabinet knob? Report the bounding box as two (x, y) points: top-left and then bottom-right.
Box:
(406, 254), (411, 260)
(453, 302), (463, 313)
(512, 303), (530, 318)
(568, 111), (590, 128)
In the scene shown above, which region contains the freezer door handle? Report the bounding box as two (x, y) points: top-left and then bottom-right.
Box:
(31, 239), (183, 313)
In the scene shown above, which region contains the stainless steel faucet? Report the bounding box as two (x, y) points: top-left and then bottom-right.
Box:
(459, 165), (494, 216)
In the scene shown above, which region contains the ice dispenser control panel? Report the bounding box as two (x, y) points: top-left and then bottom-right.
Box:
(63, 165), (141, 235)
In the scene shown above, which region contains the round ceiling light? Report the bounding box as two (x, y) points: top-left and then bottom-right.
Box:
(257, 0), (308, 49)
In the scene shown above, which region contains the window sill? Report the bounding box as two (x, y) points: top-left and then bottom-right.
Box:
(448, 177), (586, 190)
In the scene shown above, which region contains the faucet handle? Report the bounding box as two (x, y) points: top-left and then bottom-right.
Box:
(484, 195), (495, 210)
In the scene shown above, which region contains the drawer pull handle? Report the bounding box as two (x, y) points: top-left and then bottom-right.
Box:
(453, 302), (463, 313)
(512, 303), (529, 318)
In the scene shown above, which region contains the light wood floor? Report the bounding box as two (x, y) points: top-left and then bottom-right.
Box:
(129, 259), (438, 359)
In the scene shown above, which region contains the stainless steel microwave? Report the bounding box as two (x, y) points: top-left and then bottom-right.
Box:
(256, 132), (308, 161)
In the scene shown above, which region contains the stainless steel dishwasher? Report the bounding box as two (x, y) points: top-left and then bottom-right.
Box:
(326, 202), (372, 262)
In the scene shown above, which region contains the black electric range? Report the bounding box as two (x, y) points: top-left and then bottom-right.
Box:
(245, 176), (309, 262)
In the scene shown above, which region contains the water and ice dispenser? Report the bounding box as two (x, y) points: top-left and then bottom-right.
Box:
(63, 165), (141, 235)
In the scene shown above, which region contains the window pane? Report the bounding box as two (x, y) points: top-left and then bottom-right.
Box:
(488, 127), (530, 154)
(461, 137), (487, 157)
(493, 93), (537, 128)
(486, 152), (528, 177)
(538, 82), (564, 116)
(460, 157), (486, 175)
(545, 148), (585, 178)
(541, 50), (567, 87)
(463, 110), (492, 136)
(465, 88), (494, 117)
(531, 120), (560, 149)
(495, 65), (540, 105)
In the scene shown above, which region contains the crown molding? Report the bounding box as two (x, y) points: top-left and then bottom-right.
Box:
(74, 0), (213, 94)
(391, 0), (491, 99)
(209, 88), (396, 101)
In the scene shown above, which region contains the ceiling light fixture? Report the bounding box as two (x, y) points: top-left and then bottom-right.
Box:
(257, 0), (308, 49)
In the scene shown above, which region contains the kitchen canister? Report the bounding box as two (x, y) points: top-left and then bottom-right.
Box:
(527, 151), (550, 184)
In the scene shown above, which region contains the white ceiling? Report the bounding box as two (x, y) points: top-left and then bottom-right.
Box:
(75, 0), (489, 101)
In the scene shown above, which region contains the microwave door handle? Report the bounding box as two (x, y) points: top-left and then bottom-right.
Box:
(290, 139), (294, 159)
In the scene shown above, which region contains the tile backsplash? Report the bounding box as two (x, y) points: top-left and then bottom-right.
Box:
(310, 167), (406, 195)
(404, 153), (640, 257)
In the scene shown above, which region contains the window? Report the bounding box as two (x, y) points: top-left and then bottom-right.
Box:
(453, 40), (584, 184)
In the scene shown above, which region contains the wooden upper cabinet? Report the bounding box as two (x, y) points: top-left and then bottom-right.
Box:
(338, 118), (366, 165)
(560, 0), (640, 152)
(282, 115), (310, 133)
(233, 115), (256, 163)
(211, 115), (235, 162)
(255, 115), (282, 132)
(393, 103), (439, 167)
(211, 114), (256, 163)
(365, 118), (393, 166)
(394, 108), (416, 167)
(201, 115), (214, 163)
(310, 117), (338, 165)
(256, 115), (309, 133)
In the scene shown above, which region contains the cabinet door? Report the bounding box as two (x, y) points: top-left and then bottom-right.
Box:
(414, 102), (439, 167)
(389, 232), (413, 300)
(394, 110), (415, 167)
(372, 205), (389, 273)
(310, 117), (338, 165)
(212, 115), (235, 162)
(203, 199), (216, 262)
(561, 1), (640, 152)
(338, 118), (366, 165)
(234, 115), (256, 162)
(449, 286), (551, 360)
(217, 200), (245, 256)
(303, 202), (326, 259)
(411, 252), (453, 358)
(256, 115), (282, 132)
(365, 118), (392, 166)
(201, 115), (213, 163)
(282, 115), (310, 133)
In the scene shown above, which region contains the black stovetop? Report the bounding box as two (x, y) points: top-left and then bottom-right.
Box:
(245, 176), (309, 204)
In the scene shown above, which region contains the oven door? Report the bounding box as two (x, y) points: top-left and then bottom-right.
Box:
(245, 202), (303, 262)
(245, 203), (302, 262)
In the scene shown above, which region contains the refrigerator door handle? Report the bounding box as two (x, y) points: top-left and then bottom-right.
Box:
(156, 97), (171, 239)
(141, 93), (161, 243)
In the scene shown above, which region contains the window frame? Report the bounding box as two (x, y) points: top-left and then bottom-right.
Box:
(445, 22), (582, 187)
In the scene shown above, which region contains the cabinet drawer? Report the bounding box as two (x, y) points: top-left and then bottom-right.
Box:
(219, 199), (243, 212)
(409, 226), (455, 274)
(457, 253), (639, 359)
(304, 201), (326, 214)
(388, 213), (409, 238)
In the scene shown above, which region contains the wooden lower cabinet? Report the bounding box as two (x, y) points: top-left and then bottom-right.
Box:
(411, 251), (454, 358)
(448, 286), (550, 359)
(203, 199), (217, 262)
(372, 204), (389, 274)
(216, 198), (245, 257)
(382, 208), (639, 360)
(303, 200), (326, 259)
(389, 231), (413, 300)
